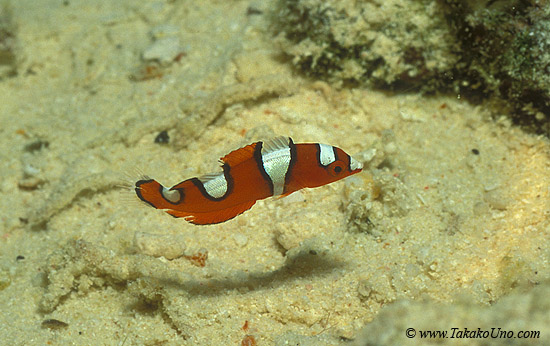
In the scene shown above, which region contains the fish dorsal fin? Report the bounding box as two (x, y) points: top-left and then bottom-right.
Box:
(261, 136), (291, 154)
(220, 142), (258, 166)
(220, 137), (291, 167)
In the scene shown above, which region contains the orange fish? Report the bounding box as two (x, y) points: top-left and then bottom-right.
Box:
(135, 137), (363, 225)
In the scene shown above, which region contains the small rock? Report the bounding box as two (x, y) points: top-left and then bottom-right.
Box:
(134, 232), (187, 260)
(142, 37), (183, 65)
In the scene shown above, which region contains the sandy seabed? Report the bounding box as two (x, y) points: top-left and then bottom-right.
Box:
(1, 1), (549, 345)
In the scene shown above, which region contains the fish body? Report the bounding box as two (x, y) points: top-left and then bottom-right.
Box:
(135, 136), (362, 225)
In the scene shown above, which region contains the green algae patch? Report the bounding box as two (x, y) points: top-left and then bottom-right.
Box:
(273, 0), (550, 133)
(273, 0), (459, 87)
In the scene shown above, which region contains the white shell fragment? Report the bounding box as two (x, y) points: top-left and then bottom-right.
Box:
(142, 37), (183, 64)
(134, 232), (187, 260)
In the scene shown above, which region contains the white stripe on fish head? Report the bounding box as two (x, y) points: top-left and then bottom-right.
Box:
(318, 143), (336, 166)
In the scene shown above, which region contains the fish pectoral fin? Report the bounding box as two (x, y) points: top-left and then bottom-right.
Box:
(166, 200), (257, 225)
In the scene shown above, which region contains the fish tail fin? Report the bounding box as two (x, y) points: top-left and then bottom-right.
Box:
(135, 178), (256, 225)
(135, 178), (183, 210)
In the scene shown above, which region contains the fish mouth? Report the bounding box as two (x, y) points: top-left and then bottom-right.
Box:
(350, 156), (363, 172)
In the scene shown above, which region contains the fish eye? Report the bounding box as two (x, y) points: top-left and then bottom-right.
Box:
(329, 162), (345, 176)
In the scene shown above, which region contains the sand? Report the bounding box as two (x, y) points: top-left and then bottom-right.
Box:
(1, 0), (549, 345)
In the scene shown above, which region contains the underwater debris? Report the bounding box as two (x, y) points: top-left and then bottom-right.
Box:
(154, 130), (170, 144)
(129, 62), (164, 81)
(184, 249), (208, 267)
(142, 36), (184, 65)
(18, 139), (50, 190)
(41, 319), (69, 330)
(24, 140), (49, 153)
(130, 24), (185, 81)
(241, 334), (257, 346)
